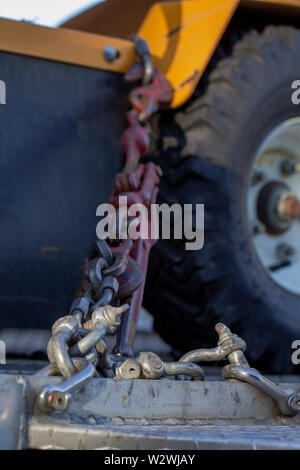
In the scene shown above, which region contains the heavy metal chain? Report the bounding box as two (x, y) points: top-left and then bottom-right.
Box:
(36, 38), (300, 418)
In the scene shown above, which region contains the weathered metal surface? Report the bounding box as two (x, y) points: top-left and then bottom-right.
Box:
(59, 379), (300, 424)
(8, 374), (298, 424)
(0, 373), (300, 449)
(0, 378), (27, 450)
(28, 421), (300, 450)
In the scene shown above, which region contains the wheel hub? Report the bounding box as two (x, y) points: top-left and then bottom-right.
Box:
(278, 192), (300, 220)
(247, 118), (300, 296)
(257, 182), (292, 234)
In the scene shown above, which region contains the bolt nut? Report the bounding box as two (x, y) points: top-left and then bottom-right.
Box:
(281, 160), (298, 176)
(276, 243), (295, 262)
(48, 391), (70, 412)
(252, 170), (265, 185)
(96, 339), (107, 355)
(103, 45), (119, 63)
(252, 221), (265, 235)
(115, 358), (141, 379)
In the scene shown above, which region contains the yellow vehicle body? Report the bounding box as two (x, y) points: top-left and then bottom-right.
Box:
(0, 0), (299, 106)
(138, 0), (239, 107)
(64, 0), (300, 107)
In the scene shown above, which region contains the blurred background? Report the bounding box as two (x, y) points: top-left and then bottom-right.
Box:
(0, 0), (102, 27)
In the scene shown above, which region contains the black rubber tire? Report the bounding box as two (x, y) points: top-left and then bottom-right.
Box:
(144, 26), (300, 373)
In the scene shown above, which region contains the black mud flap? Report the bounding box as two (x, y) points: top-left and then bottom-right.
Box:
(0, 51), (127, 329)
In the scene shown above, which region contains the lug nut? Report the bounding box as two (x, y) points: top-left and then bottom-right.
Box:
(252, 221), (265, 235)
(281, 160), (300, 176)
(252, 170), (265, 186)
(276, 243), (295, 262)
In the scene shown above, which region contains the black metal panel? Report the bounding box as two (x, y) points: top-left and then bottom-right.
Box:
(0, 51), (127, 328)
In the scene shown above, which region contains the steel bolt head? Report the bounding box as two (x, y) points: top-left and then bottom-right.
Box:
(137, 352), (164, 379)
(103, 45), (119, 63)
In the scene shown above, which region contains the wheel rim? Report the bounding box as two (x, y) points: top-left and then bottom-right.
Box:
(247, 117), (300, 296)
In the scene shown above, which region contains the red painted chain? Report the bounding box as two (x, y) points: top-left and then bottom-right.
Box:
(108, 61), (173, 355)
